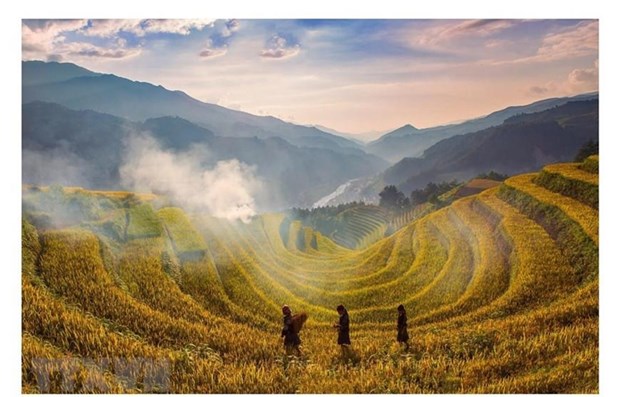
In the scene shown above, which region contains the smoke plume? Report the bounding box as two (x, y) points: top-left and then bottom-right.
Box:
(120, 134), (261, 223)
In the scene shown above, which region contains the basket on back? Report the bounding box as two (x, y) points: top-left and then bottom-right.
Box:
(291, 312), (308, 334)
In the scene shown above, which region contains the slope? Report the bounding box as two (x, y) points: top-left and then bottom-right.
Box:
(367, 92), (598, 163)
(22, 156), (598, 393)
(22, 61), (366, 155)
(23, 101), (387, 209)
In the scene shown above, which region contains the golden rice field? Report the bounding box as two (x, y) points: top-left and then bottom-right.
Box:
(21, 156), (599, 393)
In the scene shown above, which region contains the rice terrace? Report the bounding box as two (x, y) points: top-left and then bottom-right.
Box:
(21, 18), (599, 393)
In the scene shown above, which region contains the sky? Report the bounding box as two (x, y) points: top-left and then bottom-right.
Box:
(22, 19), (598, 133)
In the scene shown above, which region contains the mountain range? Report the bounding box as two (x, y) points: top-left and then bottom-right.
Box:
(366, 92), (598, 163)
(22, 61), (598, 209)
(22, 61), (367, 157)
(314, 99), (599, 206)
(22, 101), (387, 209)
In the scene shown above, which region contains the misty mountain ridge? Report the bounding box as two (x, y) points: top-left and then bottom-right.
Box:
(315, 99), (598, 206)
(22, 60), (101, 86)
(22, 101), (387, 210)
(378, 124), (421, 139)
(367, 92), (598, 163)
(309, 124), (395, 144)
(22, 61), (368, 157)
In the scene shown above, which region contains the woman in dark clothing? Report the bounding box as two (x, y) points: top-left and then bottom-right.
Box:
(281, 305), (301, 356)
(333, 304), (351, 358)
(397, 304), (409, 352)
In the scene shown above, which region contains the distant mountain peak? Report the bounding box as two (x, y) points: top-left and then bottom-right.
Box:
(373, 123), (421, 143)
(396, 124), (419, 132)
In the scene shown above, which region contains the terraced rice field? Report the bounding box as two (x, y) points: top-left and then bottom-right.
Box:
(22, 156), (599, 393)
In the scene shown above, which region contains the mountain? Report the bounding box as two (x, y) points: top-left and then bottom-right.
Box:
(375, 124), (421, 140)
(367, 93), (599, 163)
(310, 124), (392, 143)
(388, 99), (599, 192)
(22, 60), (100, 86)
(314, 99), (598, 206)
(22, 102), (387, 209)
(21, 61), (365, 155)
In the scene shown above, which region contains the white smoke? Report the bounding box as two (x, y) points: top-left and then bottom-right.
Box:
(120, 134), (260, 223)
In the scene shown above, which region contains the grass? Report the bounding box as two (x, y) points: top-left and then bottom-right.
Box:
(534, 162), (598, 208)
(157, 207), (207, 258)
(499, 176), (598, 282)
(579, 155), (598, 174)
(126, 203), (163, 239)
(22, 157), (598, 393)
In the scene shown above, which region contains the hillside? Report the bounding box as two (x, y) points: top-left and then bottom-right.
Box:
(23, 101), (387, 209)
(367, 93), (598, 163)
(22, 156), (598, 393)
(21, 61), (365, 155)
(316, 99), (598, 206)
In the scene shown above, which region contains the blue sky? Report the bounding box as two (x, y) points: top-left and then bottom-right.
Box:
(22, 19), (598, 133)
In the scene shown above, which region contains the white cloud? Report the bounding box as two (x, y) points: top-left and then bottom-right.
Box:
(534, 20), (598, 62)
(81, 19), (143, 37)
(497, 20), (598, 65)
(412, 19), (520, 47)
(199, 38), (228, 59)
(142, 19), (215, 35)
(221, 19), (240, 38)
(528, 59), (598, 97)
(567, 59), (599, 91)
(23, 19), (216, 61)
(82, 19), (215, 37)
(22, 19), (88, 56)
(260, 34), (300, 59)
(64, 41), (142, 59)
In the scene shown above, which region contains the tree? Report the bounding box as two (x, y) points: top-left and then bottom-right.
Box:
(379, 185), (409, 211)
(476, 171), (508, 181)
(574, 139), (598, 162)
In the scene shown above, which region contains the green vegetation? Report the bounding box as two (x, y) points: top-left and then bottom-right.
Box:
(157, 207), (208, 259)
(22, 157), (598, 393)
(580, 155), (599, 174)
(291, 203), (388, 249)
(476, 171), (508, 181)
(410, 181), (460, 205)
(126, 203), (163, 239)
(533, 163), (598, 209)
(574, 139), (598, 162)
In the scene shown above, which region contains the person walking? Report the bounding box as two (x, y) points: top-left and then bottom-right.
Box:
(281, 305), (302, 356)
(333, 304), (351, 359)
(397, 304), (409, 352)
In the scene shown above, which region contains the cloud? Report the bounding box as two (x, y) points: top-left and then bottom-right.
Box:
(141, 19), (215, 36)
(199, 38), (228, 59)
(534, 20), (598, 62)
(22, 19), (88, 55)
(120, 134), (261, 223)
(567, 59), (598, 91)
(528, 85), (551, 95)
(496, 20), (598, 65)
(81, 19), (143, 37)
(528, 59), (598, 97)
(221, 19), (240, 38)
(413, 19), (521, 46)
(260, 34), (300, 59)
(83, 19), (215, 37)
(22, 19), (216, 61)
(45, 39), (141, 61)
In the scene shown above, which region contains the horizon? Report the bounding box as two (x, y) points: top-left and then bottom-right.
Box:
(21, 59), (598, 138)
(22, 19), (598, 134)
